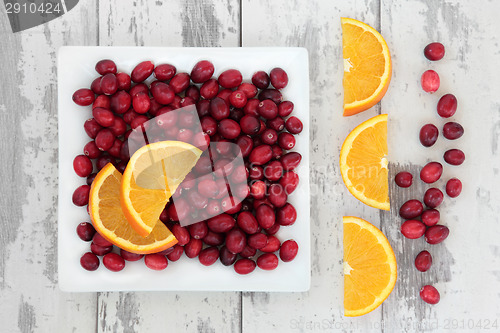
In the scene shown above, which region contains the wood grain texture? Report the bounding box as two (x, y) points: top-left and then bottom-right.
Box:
(96, 1), (242, 332)
(0, 2), (98, 333)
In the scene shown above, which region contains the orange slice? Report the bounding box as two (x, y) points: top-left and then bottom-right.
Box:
(89, 163), (177, 254)
(343, 216), (397, 316)
(121, 141), (202, 237)
(342, 17), (392, 116)
(340, 114), (389, 210)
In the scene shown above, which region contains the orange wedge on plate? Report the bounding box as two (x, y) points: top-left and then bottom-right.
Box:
(89, 163), (177, 254)
(340, 114), (389, 210)
(343, 216), (397, 316)
(121, 141), (202, 237)
(342, 17), (392, 116)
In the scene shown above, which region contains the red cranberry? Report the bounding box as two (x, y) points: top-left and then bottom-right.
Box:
(103, 253), (125, 272)
(154, 63), (176, 81)
(446, 178), (462, 198)
(252, 71), (270, 89)
(96, 155), (116, 170)
(169, 73), (190, 93)
(72, 185), (90, 206)
(260, 235), (281, 252)
(285, 116), (303, 134)
(240, 115), (261, 135)
(76, 222), (96, 241)
(198, 247), (219, 266)
(444, 149), (465, 166)
(260, 128), (277, 145)
(399, 199), (424, 219)
(237, 211), (259, 234)
(109, 116), (127, 136)
(280, 240), (298, 262)
(257, 253), (279, 270)
(250, 180), (266, 200)
(95, 59), (117, 75)
(73, 155), (93, 177)
(116, 72), (131, 91)
(72, 88), (95, 106)
(203, 231), (225, 247)
(108, 138), (123, 158)
(249, 145), (272, 165)
(145, 254), (168, 270)
(91, 77), (103, 95)
(234, 258), (256, 274)
(248, 233), (268, 250)
(265, 224), (280, 236)
(281, 152), (302, 170)
(264, 160), (283, 181)
(185, 85), (200, 102)
(84, 118), (102, 139)
(420, 285), (440, 304)
(122, 109), (139, 125)
(209, 97), (230, 120)
(415, 250), (432, 272)
(270, 67), (288, 89)
(93, 233), (112, 247)
(151, 82), (175, 105)
(95, 129), (115, 151)
(218, 69), (242, 88)
(419, 124), (439, 147)
(244, 99), (260, 116)
(443, 122), (464, 140)
(218, 119), (241, 139)
(207, 214), (235, 233)
(92, 95), (110, 109)
(271, 145), (284, 159)
(100, 73), (118, 96)
(188, 221), (209, 240)
(80, 252), (100, 271)
(420, 162), (443, 183)
(437, 94), (457, 118)
(280, 171), (299, 194)
(278, 132), (296, 150)
(401, 220), (426, 239)
(258, 89), (282, 104)
(238, 83), (258, 99)
(197, 179), (219, 198)
(424, 42), (445, 61)
(277, 203), (297, 226)
(226, 228), (247, 254)
(92, 107), (114, 127)
(190, 60), (214, 83)
(90, 242), (113, 256)
(129, 83), (149, 97)
(160, 246), (180, 262)
(216, 246), (236, 266)
(424, 188), (444, 208)
(278, 101), (294, 117)
(239, 245), (257, 259)
(249, 166), (264, 180)
(229, 90), (247, 108)
(184, 238), (203, 258)
(132, 92), (151, 114)
(267, 117), (285, 132)
(256, 204), (275, 229)
(171, 224), (190, 246)
(421, 209), (440, 226)
(200, 79), (219, 99)
(395, 171), (413, 188)
(425, 225), (449, 244)
(421, 70), (440, 93)
(131, 61), (154, 82)
(86, 173), (97, 186)
(258, 100), (278, 119)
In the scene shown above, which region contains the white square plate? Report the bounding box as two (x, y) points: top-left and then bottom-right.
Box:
(58, 47), (310, 292)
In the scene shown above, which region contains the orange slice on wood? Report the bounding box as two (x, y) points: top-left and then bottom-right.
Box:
(89, 163), (177, 254)
(343, 216), (397, 316)
(340, 114), (389, 210)
(342, 17), (392, 116)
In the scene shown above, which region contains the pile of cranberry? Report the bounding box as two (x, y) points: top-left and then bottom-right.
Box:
(72, 59), (303, 274)
(396, 42), (464, 305)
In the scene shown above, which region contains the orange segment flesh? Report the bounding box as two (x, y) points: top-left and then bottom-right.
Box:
(343, 216), (397, 316)
(121, 141), (202, 237)
(340, 114), (389, 210)
(342, 17), (392, 116)
(89, 163), (177, 254)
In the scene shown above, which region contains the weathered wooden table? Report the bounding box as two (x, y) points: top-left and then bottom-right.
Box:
(2, 0), (500, 332)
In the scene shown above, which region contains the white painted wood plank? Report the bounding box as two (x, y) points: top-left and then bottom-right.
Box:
(0, 2), (98, 332)
(96, 1), (242, 332)
(381, 0), (500, 330)
(242, 0), (387, 331)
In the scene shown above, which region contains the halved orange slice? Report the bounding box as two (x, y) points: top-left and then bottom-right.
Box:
(121, 141), (202, 237)
(342, 17), (392, 116)
(343, 216), (397, 316)
(89, 163), (177, 254)
(340, 114), (389, 210)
